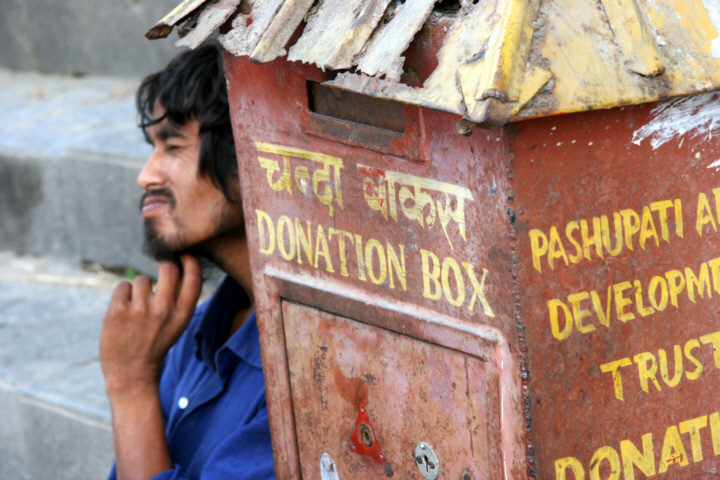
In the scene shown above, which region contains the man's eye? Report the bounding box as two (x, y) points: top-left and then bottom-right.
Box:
(166, 144), (181, 152)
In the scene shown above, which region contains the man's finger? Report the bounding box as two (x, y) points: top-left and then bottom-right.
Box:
(109, 281), (132, 306)
(173, 255), (203, 323)
(130, 275), (153, 304)
(155, 261), (181, 302)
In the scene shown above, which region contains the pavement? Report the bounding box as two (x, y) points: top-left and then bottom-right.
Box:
(0, 67), (157, 276)
(0, 68), (150, 479)
(0, 250), (121, 479)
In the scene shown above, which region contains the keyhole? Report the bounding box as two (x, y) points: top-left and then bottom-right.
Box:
(414, 442), (439, 480)
(359, 423), (373, 447)
(417, 455), (436, 470)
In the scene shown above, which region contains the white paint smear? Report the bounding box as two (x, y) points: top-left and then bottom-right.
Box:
(708, 159), (720, 169)
(703, 0), (720, 58)
(632, 92), (720, 149)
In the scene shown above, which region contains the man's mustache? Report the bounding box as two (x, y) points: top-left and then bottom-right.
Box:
(140, 189), (175, 210)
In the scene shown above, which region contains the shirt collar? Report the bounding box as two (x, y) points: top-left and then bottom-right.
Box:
(225, 310), (262, 370)
(193, 276), (259, 370)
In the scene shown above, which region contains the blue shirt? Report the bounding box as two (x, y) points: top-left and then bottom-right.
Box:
(108, 276), (275, 480)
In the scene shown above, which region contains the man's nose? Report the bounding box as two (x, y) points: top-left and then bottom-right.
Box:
(137, 148), (166, 189)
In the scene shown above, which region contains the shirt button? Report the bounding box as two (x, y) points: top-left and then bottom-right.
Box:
(178, 397), (189, 409)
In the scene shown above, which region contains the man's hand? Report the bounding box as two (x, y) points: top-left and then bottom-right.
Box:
(100, 254), (203, 393)
(100, 254), (202, 480)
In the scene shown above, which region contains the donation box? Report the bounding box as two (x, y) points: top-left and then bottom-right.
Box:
(151, 0), (720, 478)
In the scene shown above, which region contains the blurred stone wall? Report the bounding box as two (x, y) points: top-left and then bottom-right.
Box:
(0, 0), (181, 77)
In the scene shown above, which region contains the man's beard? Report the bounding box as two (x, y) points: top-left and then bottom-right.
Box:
(141, 193), (245, 266)
(140, 188), (182, 262)
(143, 219), (186, 263)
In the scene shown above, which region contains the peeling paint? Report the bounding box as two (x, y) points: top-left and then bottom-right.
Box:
(631, 92), (720, 149)
(152, 0), (720, 123)
(703, 0), (720, 58)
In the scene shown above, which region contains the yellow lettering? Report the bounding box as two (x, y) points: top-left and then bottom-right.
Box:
(548, 226), (569, 269)
(620, 433), (656, 480)
(421, 249), (441, 301)
(700, 331), (720, 368)
(613, 281), (635, 323)
(276, 216), (296, 261)
(658, 346), (683, 388)
(658, 425), (689, 473)
(328, 228), (353, 276)
(600, 358), (632, 401)
(674, 198), (684, 238)
(639, 206), (659, 249)
(634, 351), (661, 393)
(295, 219), (314, 266)
(686, 263), (711, 303)
(548, 299), (573, 341)
(709, 257), (720, 295)
(590, 287), (612, 328)
(580, 217), (603, 261)
(568, 291), (595, 334)
(441, 257), (465, 307)
(255, 209), (275, 255)
(620, 209), (640, 250)
(601, 213), (624, 256)
(463, 263), (495, 317)
(566, 221), (583, 264)
(365, 238), (386, 285)
(696, 192), (717, 237)
(684, 339), (703, 380)
(678, 416), (707, 463)
(710, 412), (720, 456)
(665, 269), (685, 309)
(589, 446), (620, 480)
(650, 200), (673, 243)
(529, 229), (548, 273)
(314, 225), (335, 273)
(555, 457), (585, 480)
(633, 280), (654, 317)
(386, 243), (406, 291)
(648, 276), (668, 311)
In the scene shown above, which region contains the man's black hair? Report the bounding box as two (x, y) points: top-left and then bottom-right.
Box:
(137, 41), (238, 202)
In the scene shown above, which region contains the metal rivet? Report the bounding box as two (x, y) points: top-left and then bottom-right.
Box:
(456, 118), (475, 136)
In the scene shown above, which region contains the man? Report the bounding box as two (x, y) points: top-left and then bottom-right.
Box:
(99, 42), (274, 480)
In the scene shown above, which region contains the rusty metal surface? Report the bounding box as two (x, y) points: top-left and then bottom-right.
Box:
(224, 53), (528, 478)
(282, 300), (501, 479)
(224, 44), (720, 479)
(511, 93), (720, 478)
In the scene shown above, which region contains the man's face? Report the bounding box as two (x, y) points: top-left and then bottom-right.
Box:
(138, 107), (243, 261)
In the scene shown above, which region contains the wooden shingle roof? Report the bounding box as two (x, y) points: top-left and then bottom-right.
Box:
(148, 0), (720, 126)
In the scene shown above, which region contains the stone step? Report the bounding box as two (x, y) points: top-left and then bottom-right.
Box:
(0, 67), (155, 276)
(0, 250), (120, 479)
